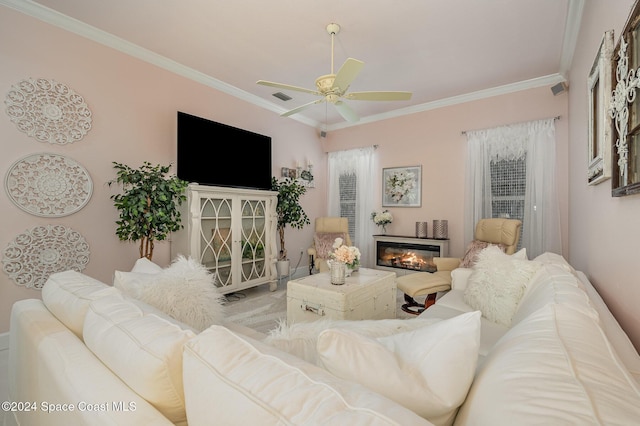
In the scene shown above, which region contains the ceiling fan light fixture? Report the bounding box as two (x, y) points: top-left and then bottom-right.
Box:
(256, 22), (412, 122)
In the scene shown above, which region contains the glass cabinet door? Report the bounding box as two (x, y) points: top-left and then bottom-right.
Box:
(199, 196), (233, 287)
(240, 198), (267, 283)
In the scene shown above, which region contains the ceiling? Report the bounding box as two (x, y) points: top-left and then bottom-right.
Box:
(5, 0), (583, 130)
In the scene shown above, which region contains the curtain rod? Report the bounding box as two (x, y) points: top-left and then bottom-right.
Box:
(460, 115), (561, 136)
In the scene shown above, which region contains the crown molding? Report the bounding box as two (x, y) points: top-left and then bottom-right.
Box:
(326, 74), (567, 131)
(559, 0), (585, 77)
(2, 0), (578, 132)
(0, 0), (319, 128)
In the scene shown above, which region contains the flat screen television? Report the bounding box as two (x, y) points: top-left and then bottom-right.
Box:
(177, 111), (272, 190)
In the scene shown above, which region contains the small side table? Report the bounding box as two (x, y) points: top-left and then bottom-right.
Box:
(286, 268), (396, 323)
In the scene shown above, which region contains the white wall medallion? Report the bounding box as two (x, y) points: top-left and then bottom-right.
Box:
(5, 153), (93, 217)
(2, 224), (90, 290)
(4, 78), (92, 145)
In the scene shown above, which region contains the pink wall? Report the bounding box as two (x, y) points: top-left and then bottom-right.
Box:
(0, 8), (325, 333)
(325, 88), (569, 259)
(2, 1), (639, 353)
(568, 0), (640, 350)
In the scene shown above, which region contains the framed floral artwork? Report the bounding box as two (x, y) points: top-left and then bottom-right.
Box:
(382, 166), (421, 207)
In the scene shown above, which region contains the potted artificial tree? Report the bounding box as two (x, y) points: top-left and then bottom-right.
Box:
(271, 176), (310, 277)
(108, 161), (188, 260)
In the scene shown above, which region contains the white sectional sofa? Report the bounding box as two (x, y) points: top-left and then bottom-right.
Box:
(6, 252), (640, 425)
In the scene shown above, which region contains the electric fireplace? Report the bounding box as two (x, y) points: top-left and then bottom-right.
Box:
(373, 235), (449, 274)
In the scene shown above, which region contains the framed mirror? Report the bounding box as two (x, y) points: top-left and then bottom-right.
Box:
(587, 30), (614, 186)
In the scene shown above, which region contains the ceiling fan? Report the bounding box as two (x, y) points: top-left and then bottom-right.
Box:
(257, 23), (412, 122)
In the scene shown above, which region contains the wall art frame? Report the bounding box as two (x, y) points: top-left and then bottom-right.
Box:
(609, 0), (640, 196)
(4, 78), (92, 145)
(587, 30), (614, 186)
(5, 153), (93, 217)
(382, 165), (421, 207)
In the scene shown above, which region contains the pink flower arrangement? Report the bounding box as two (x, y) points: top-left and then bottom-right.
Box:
(331, 237), (361, 268)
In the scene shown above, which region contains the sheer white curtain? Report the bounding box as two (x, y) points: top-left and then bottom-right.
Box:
(327, 147), (376, 267)
(464, 118), (561, 258)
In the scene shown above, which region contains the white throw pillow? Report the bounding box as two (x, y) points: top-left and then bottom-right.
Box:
(265, 317), (440, 364)
(131, 256), (163, 273)
(463, 246), (541, 326)
(114, 255), (225, 331)
(316, 311), (481, 426)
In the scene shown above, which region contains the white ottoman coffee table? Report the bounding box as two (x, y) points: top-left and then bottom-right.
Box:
(286, 268), (397, 323)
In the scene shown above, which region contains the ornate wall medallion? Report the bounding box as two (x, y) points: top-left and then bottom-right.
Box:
(5, 153), (93, 217)
(4, 78), (92, 144)
(2, 225), (90, 289)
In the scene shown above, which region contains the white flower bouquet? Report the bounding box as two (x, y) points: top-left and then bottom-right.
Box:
(330, 237), (361, 269)
(371, 209), (393, 232)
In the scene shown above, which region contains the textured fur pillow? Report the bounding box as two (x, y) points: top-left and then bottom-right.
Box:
(114, 256), (225, 332)
(459, 240), (507, 268)
(265, 317), (440, 364)
(313, 232), (347, 258)
(463, 246), (541, 326)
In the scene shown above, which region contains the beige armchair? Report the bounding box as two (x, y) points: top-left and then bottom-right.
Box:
(307, 217), (352, 274)
(397, 218), (522, 314)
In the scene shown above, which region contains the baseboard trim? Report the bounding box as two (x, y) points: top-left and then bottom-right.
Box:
(0, 332), (8, 351)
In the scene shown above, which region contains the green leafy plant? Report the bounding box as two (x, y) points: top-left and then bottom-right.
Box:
(271, 176), (310, 260)
(108, 161), (188, 260)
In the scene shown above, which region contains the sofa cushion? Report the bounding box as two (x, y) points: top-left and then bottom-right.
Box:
(463, 246), (541, 326)
(41, 270), (119, 339)
(114, 255), (225, 331)
(317, 311), (481, 426)
(512, 263), (598, 326)
(265, 317), (440, 364)
(455, 304), (640, 425)
(182, 325), (432, 425)
(533, 251), (576, 274)
(83, 292), (196, 425)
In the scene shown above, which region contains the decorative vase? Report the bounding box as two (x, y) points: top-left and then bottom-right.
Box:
(433, 220), (449, 239)
(415, 221), (428, 238)
(276, 259), (290, 278)
(329, 260), (346, 285)
(380, 224), (387, 235)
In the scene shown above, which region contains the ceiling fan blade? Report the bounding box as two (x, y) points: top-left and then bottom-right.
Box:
(345, 91), (413, 101)
(332, 58), (365, 92)
(281, 98), (326, 117)
(257, 80), (321, 96)
(334, 100), (360, 122)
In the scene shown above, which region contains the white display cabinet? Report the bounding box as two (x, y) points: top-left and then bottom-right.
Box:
(171, 184), (278, 294)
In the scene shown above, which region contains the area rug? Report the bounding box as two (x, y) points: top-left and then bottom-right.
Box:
(223, 278), (416, 334)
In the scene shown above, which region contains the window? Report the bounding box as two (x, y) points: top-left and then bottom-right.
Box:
(328, 147), (376, 266)
(489, 157), (526, 249)
(490, 157), (526, 221)
(338, 173), (357, 241)
(465, 118), (561, 258)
